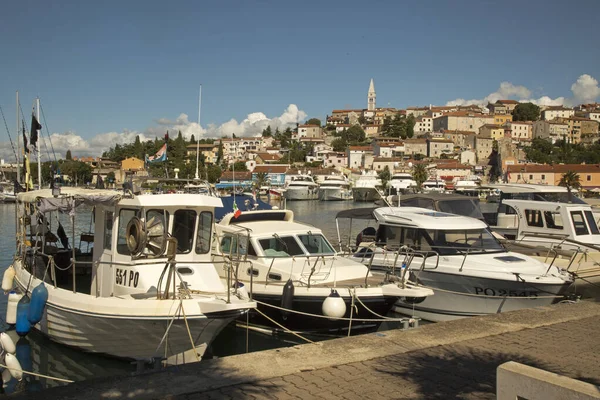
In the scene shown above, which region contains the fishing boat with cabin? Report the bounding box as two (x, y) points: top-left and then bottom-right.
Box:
(3, 186), (255, 365)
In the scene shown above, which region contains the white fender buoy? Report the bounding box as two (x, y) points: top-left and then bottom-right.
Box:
(5, 353), (23, 381)
(6, 292), (22, 325)
(322, 289), (347, 319)
(2, 368), (11, 385)
(2, 265), (15, 292)
(0, 333), (16, 355)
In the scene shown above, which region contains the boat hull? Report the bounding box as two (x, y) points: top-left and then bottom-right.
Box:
(393, 270), (571, 322)
(352, 187), (381, 202)
(319, 188), (353, 201)
(283, 187), (319, 201)
(13, 260), (253, 364)
(248, 291), (397, 332)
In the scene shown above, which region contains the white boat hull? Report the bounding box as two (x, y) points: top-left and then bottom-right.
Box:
(319, 188), (353, 201)
(393, 270), (570, 322)
(13, 259), (253, 363)
(283, 187), (319, 201)
(352, 187), (380, 202)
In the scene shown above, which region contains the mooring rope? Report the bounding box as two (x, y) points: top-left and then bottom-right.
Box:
(0, 362), (74, 383)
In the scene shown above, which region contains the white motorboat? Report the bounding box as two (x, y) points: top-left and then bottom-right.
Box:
(499, 199), (600, 299)
(8, 187), (255, 364)
(336, 207), (573, 322)
(421, 179), (446, 193)
(213, 209), (433, 332)
(283, 174), (319, 201)
(352, 171), (381, 202)
(318, 175), (353, 201)
(389, 172), (416, 195)
(480, 183), (586, 239)
(0, 182), (16, 203)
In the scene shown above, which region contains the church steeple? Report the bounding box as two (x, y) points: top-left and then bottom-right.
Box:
(368, 78), (376, 111)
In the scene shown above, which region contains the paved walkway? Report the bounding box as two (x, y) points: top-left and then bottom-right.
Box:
(15, 301), (600, 400)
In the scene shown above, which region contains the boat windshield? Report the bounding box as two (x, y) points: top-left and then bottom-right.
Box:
(297, 233), (335, 255)
(420, 228), (505, 255)
(377, 225), (504, 255)
(501, 191), (586, 204)
(258, 233), (335, 257)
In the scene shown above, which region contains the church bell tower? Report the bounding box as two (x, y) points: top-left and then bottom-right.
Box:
(368, 79), (376, 111)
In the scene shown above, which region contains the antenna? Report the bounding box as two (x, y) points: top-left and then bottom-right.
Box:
(195, 85), (202, 180)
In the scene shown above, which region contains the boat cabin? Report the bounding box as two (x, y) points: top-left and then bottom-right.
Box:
(505, 199), (600, 247)
(17, 189), (226, 298)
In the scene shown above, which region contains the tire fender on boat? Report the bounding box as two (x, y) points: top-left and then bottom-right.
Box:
(280, 279), (295, 320)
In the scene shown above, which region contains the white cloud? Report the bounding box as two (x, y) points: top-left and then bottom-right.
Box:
(446, 74), (600, 107)
(0, 104), (307, 162)
(571, 74), (600, 104)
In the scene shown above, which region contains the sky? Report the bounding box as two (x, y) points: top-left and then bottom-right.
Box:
(1, 0), (599, 160)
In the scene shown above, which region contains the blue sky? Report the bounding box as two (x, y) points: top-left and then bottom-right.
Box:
(1, 0), (599, 158)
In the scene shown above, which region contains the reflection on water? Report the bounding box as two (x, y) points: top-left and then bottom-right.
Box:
(0, 199), (393, 394)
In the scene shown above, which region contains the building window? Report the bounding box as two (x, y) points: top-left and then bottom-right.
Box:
(587, 175), (592, 181)
(541, 174), (545, 180)
(529, 175), (533, 180)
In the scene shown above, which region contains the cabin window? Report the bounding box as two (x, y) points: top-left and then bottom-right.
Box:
(584, 211), (600, 235)
(195, 212), (213, 254)
(117, 209), (140, 255)
(147, 209), (169, 234)
(259, 236), (304, 257)
(297, 234), (335, 255)
(543, 211), (564, 230)
(570, 211), (589, 236)
(173, 210), (196, 254)
(525, 210), (544, 227)
(103, 211), (113, 250)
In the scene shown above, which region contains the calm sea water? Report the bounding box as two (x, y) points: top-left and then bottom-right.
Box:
(0, 199), (382, 394)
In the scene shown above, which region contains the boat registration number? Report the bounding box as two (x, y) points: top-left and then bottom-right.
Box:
(116, 268), (140, 288)
(474, 287), (538, 297)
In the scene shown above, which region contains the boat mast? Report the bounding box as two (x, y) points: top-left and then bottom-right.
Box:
(36, 97), (42, 188)
(16, 91), (20, 183)
(194, 84), (201, 180)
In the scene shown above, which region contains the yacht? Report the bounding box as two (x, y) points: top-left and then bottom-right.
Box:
(352, 171), (382, 202)
(213, 209), (433, 332)
(388, 172), (417, 195)
(8, 187), (256, 364)
(0, 182), (16, 203)
(335, 207), (573, 322)
(318, 175), (353, 201)
(421, 179), (446, 193)
(283, 174), (319, 201)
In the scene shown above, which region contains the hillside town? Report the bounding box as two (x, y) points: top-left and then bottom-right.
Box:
(2, 79), (600, 192)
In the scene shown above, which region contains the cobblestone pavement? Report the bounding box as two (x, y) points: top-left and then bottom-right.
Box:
(181, 316), (600, 400)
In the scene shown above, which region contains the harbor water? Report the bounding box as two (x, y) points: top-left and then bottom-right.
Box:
(0, 199), (387, 394)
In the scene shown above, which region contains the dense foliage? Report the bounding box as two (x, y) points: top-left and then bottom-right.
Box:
(512, 103), (540, 122)
(523, 138), (600, 164)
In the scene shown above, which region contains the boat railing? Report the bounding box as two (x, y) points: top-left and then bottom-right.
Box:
(501, 238), (584, 274)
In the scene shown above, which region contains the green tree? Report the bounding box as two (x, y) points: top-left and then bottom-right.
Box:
(65, 149), (72, 160)
(216, 141), (224, 164)
(206, 165), (222, 183)
(106, 171), (116, 183)
(133, 135), (144, 159)
(345, 125), (366, 144)
(331, 138), (347, 152)
(358, 116), (367, 125)
(512, 102), (541, 121)
(378, 166), (392, 195)
(412, 163), (428, 192)
(306, 118), (321, 126)
(406, 115), (415, 138)
(558, 170), (581, 203)
(253, 171), (269, 190)
(262, 125), (272, 137)
(229, 161), (248, 172)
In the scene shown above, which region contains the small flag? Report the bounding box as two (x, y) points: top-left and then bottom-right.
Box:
(30, 112), (42, 149)
(233, 201), (242, 218)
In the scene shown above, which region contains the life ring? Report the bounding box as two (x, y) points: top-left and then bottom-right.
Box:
(126, 217), (146, 256)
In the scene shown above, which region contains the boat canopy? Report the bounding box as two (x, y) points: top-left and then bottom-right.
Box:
(215, 195), (273, 221)
(335, 207), (377, 220)
(17, 188), (122, 213)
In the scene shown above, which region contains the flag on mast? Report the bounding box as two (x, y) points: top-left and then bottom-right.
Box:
(146, 131), (168, 163)
(30, 111), (42, 149)
(232, 200), (242, 218)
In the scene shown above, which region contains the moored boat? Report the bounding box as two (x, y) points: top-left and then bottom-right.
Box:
(8, 187), (255, 365)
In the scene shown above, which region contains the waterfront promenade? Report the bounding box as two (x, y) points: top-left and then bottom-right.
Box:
(16, 300), (600, 400)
